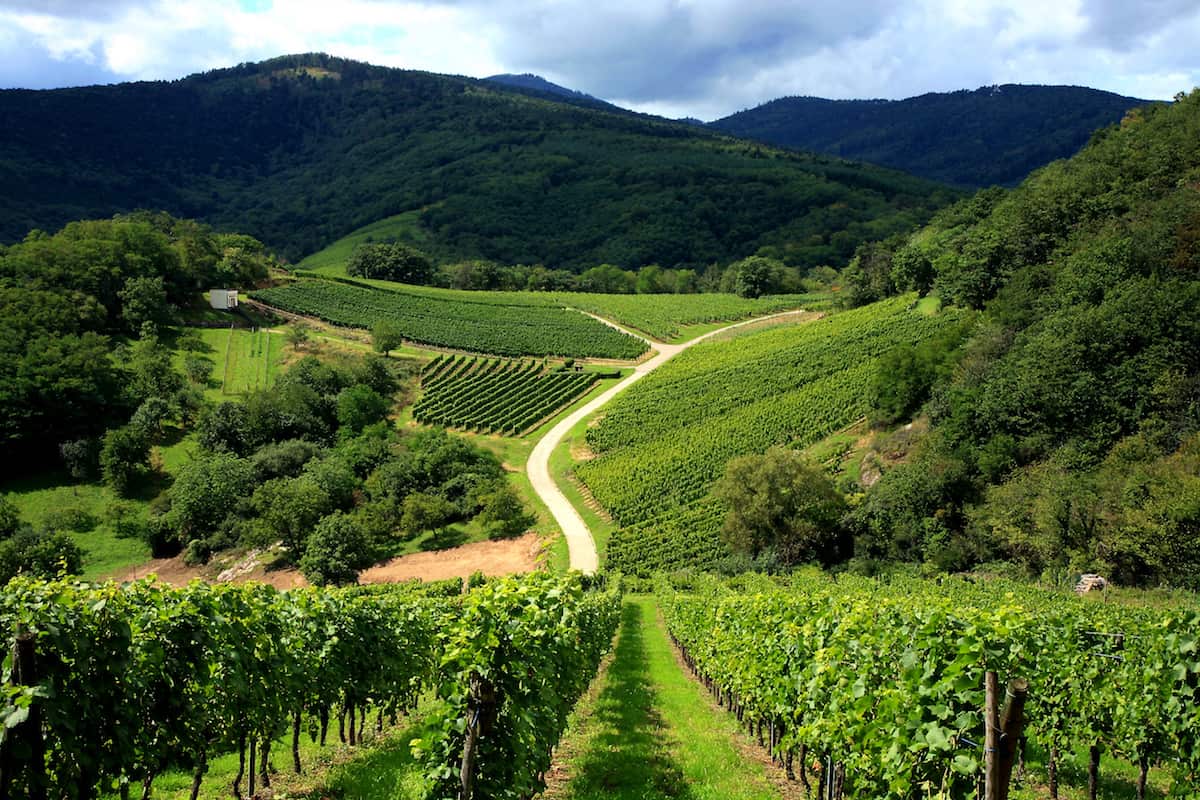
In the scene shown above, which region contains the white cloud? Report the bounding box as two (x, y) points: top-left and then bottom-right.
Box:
(0, 0), (1197, 117)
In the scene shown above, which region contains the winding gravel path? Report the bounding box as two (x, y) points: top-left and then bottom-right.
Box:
(526, 310), (811, 573)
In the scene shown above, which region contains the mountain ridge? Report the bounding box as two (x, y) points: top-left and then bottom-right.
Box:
(0, 52), (955, 268)
(709, 83), (1154, 187)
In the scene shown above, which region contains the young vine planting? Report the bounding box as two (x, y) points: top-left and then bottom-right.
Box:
(414, 355), (599, 436)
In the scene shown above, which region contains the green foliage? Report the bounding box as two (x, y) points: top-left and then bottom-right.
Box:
(579, 297), (966, 528)
(399, 492), (455, 539)
(123, 334), (185, 406)
(99, 425), (151, 497)
(182, 353), (215, 385)
(710, 84), (1150, 188)
(370, 319), (404, 356)
(845, 91), (1200, 585)
(472, 481), (536, 539)
(714, 446), (848, 566)
(729, 255), (785, 298)
(347, 241), (434, 284)
(869, 320), (972, 424)
(336, 384), (391, 434)
(118, 275), (172, 334)
(414, 356), (598, 436)
(298, 511), (374, 586)
(0, 54), (953, 268)
(0, 495), (21, 539)
(657, 572), (1200, 798)
(254, 278), (648, 359)
(166, 452), (255, 543)
(0, 530), (83, 583)
(418, 574), (620, 800)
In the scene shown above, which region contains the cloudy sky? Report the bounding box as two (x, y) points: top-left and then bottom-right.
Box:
(1, 0), (1198, 120)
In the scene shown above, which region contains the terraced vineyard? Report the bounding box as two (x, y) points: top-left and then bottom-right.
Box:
(415, 355), (600, 435)
(585, 296), (968, 568)
(251, 279), (648, 359)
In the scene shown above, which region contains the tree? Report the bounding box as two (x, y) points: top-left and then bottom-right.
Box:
(299, 511), (374, 586)
(371, 320), (404, 357)
(128, 397), (173, 442)
(165, 452), (255, 540)
(0, 495), (20, 539)
(729, 256), (785, 298)
(399, 492), (455, 538)
(284, 321), (311, 351)
(183, 354), (214, 385)
(125, 333), (184, 405)
(347, 242), (434, 284)
(715, 446), (848, 566)
(100, 425), (151, 497)
(336, 384), (391, 434)
(118, 275), (172, 334)
(59, 438), (101, 480)
(197, 401), (252, 454)
(473, 482), (535, 539)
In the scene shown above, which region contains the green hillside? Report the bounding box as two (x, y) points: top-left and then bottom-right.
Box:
(847, 89), (1200, 587)
(710, 84), (1151, 188)
(0, 54), (956, 268)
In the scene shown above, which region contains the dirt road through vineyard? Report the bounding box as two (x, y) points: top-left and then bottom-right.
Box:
(527, 310), (814, 573)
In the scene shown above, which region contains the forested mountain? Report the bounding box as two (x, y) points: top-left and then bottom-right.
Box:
(846, 90), (1200, 588)
(0, 53), (955, 268)
(710, 85), (1151, 188)
(483, 73), (615, 110)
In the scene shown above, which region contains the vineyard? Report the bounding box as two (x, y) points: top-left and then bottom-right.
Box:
(251, 279), (648, 359)
(578, 296), (966, 528)
(290, 273), (830, 342)
(657, 571), (1200, 799)
(0, 573), (620, 800)
(550, 291), (831, 341)
(414, 355), (600, 436)
(606, 498), (729, 575)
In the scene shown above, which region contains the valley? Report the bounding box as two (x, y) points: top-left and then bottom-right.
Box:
(1, 44), (1199, 800)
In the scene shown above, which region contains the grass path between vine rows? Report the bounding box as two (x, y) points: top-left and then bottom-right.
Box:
(542, 596), (785, 800)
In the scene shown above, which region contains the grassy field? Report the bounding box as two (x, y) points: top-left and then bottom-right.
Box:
(3, 474), (151, 579)
(297, 209), (434, 273)
(546, 598), (782, 800)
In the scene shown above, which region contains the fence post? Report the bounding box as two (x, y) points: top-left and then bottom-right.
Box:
(997, 679), (1028, 800)
(9, 633), (48, 800)
(984, 671), (999, 800)
(459, 675), (497, 800)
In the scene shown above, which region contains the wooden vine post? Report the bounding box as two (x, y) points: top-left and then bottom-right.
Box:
(1, 633), (48, 800)
(996, 678), (1029, 800)
(984, 672), (1029, 800)
(985, 672), (1000, 800)
(459, 674), (497, 800)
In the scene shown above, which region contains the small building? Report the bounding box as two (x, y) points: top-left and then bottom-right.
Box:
(209, 289), (239, 310)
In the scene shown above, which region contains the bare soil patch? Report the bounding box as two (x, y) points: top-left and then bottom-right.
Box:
(112, 532), (542, 588)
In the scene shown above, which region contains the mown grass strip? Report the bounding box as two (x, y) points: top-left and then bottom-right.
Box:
(546, 597), (780, 800)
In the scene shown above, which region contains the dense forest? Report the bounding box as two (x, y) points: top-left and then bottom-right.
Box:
(841, 90), (1200, 587)
(0, 53), (955, 269)
(710, 85), (1150, 188)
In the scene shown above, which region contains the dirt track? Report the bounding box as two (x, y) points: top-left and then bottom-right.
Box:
(526, 310), (815, 574)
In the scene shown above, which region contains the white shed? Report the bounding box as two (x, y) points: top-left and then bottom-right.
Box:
(209, 289), (239, 310)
